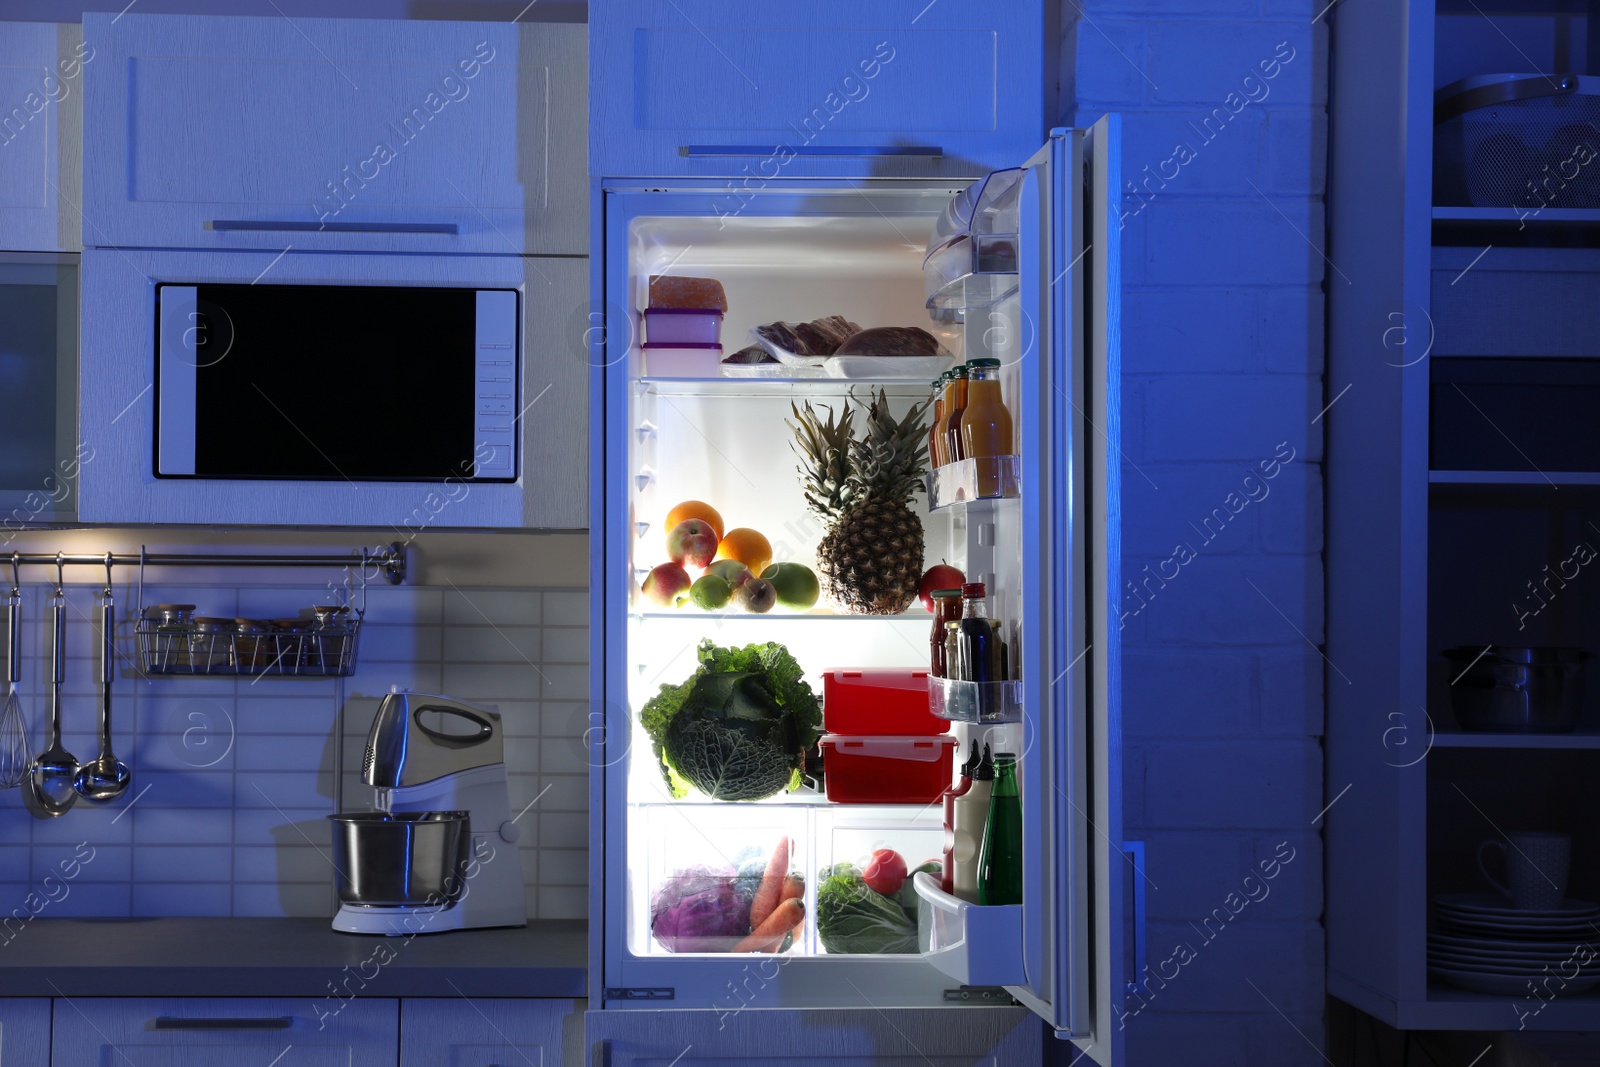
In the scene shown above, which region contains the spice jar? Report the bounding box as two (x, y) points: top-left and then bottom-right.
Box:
(143, 604), (196, 670)
(233, 618), (272, 671)
(310, 605), (351, 673)
(271, 618), (312, 673)
(193, 618), (234, 671)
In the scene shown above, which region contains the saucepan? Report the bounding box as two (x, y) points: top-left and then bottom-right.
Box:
(1442, 646), (1590, 732)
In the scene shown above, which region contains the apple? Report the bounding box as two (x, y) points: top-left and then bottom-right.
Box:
(641, 562), (693, 608)
(690, 574), (732, 611)
(732, 577), (776, 614)
(666, 519), (720, 570)
(918, 563), (967, 613)
(706, 559), (752, 586)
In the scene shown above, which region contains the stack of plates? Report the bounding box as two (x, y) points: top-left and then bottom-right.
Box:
(1430, 893), (1600, 995)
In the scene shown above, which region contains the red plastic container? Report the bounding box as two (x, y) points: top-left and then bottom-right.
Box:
(822, 669), (946, 735)
(821, 735), (958, 804)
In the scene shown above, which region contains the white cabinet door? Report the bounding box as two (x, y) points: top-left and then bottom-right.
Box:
(83, 14), (584, 255)
(50, 998), (398, 1066)
(401, 998), (576, 1066)
(0, 22), (84, 252)
(0, 999), (50, 1067)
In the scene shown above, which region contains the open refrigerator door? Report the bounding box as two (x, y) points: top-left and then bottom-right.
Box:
(591, 120), (1121, 1061)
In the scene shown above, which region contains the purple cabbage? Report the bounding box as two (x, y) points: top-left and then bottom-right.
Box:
(650, 865), (751, 952)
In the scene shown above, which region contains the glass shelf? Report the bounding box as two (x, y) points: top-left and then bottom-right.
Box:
(635, 376), (937, 399)
(630, 608), (930, 622)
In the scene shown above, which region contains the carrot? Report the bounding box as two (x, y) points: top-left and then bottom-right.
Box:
(733, 897), (804, 953)
(748, 836), (791, 929)
(779, 872), (804, 904)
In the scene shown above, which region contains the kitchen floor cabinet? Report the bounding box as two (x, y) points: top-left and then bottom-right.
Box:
(84, 14), (585, 255)
(1325, 0), (1600, 1032)
(589, 0), (1049, 179)
(0, 22), (82, 253)
(0, 999), (50, 1067)
(49, 998), (398, 1066)
(401, 998), (575, 1066)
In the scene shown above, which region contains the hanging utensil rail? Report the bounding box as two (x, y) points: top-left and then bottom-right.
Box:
(2, 543), (407, 585)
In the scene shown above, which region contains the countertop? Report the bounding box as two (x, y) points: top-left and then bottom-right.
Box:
(0, 918), (586, 998)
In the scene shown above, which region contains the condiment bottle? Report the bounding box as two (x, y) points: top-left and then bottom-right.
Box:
(930, 588), (964, 678)
(951, 743), (994, 903)
(957, 583), (996, 686)
(942, 740), (979, 895)
(960, 358), (1015, 497)
(978, 752), (1023, 905)
(928, 374), (949, 468)
(941, 365), (970, 465)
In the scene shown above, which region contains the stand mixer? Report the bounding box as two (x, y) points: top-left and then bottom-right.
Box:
(329, 689), (527, 935)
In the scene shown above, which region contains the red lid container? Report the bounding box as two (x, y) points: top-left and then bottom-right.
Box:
(821, 735), (958, 804)
(822, 669), (946, 736)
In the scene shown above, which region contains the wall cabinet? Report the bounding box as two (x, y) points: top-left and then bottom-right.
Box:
(589, 0), (1049, 179)
(0, 22), (82, 253)
(50, 997), (398, 1066)
(0, 999), (50, 1067)
(83, 14), (585, 255)
(401, 998), (574, 1065)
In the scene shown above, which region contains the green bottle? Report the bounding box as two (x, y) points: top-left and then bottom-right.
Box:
(978, 753), (1022, 906)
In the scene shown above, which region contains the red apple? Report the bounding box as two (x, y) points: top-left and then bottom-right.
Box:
(641, 562), (693, 608)
(918, 563), (967, 613)
(666, 519), (720, 570)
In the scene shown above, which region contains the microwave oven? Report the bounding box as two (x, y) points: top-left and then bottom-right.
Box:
(154, 282), (520, 482)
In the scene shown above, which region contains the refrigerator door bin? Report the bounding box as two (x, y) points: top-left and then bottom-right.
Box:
(821, 735), (957, 804)
(929, 678), (1024, 724)
(929, 457), (1022, 509)
(823, 669), (945, 736)
(913, 871), (1026, 986)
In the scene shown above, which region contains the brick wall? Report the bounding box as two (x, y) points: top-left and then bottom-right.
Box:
(1068, 3), (1330, 1063)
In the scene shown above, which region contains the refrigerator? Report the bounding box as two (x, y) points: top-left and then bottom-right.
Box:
(587, 118), (1126, 1064)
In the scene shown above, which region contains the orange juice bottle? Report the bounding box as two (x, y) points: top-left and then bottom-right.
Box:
(941, 365), (970, 465)
(961, 358), (1014, 497)
(928, 374), (948, 468)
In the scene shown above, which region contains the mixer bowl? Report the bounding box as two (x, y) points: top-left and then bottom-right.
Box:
(328, 811), (470, 907)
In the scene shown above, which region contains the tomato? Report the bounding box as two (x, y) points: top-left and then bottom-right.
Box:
(862, 848), (909, 896)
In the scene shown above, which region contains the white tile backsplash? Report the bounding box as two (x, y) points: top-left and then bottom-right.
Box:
(0, 581), (588, 922)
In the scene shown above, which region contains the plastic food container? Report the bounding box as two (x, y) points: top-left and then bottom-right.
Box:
(821, 735), (957, 804)
(823, 669), (946, 735)
(643, 343), (724, 377)
(644, 308), (724, 346)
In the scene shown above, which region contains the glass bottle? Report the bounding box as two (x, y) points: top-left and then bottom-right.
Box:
(957, 583), (995, 686)
(930, 588), (964, 678)
(960, 357), (1015, 498)
(979, 753), (1022, 905)
(928, 374), (948, 468)
(941, 365), (970, 465)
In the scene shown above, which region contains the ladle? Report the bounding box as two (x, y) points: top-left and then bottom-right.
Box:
(29, 556), (76, 816)
(74, 556), (129, 802)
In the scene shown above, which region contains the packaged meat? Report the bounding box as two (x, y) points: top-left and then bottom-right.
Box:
(649, 275), (728, 312)
(835, 326), (943, 357)
(751, 315), (863, 366)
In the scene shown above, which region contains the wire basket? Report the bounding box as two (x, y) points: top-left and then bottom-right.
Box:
(1435, 74), (1600, 209)
(135, 614), (362, 677)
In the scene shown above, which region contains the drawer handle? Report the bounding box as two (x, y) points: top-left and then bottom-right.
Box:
(208, 220), (460, 235)
(152, 1016), (294, 1031)
(679, 144), (943, 158)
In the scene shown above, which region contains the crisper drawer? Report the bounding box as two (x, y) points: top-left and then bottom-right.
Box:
(588, 0), (1046, 178)
(1431, 358), (1600, 472)
(49, 998), (398, 1067)
(1432, 247), (1600, 357)
(83, 14), (585, 255)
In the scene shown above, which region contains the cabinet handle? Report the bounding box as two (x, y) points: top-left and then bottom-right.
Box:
(208, 220), (460, 235)
(679, 144), (943, 158)
(1123, 840), (1147, 1003)
(152, 1016), (294, 1031)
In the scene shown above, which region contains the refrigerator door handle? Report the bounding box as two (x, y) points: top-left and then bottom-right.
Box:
(679, 144), (943, 158)
(1123, 840), (1147, 1001)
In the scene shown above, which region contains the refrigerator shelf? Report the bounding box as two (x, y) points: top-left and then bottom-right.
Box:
(913, 872), (1026, 986)
(928, 457), (1022, 510)
(928, 678), (1024, 724)
(628, 607), (931, 622)
(635, 377), (936, 399)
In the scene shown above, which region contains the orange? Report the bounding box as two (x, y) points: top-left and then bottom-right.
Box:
(714, 528), (772, 576)
(664, 500), (724, 541)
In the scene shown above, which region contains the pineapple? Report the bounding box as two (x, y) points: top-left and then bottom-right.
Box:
(788, 388), (933, 615)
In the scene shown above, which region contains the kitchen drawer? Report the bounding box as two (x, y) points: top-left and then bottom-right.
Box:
(0, 22), (83, 253)
(1432, 246), (1600, 357)
(78, 248), (587, 529)
(589, 0), (1048, 179)
(0, 999), (50, 1067)
(83, 14), (585, 255)
(50, 997), (398, 1066)
(401, 998), (575, 1065)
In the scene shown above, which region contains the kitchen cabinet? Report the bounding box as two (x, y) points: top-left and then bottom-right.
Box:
(0, 999), (50, 1066)
(83, 14), (585, 256)
(77, 248), (587, 529)
(49, 997), (398, 1066)
(0, 22), (82, 253)
(1325, 0), (1600, 1033)
(589, 0), (1049, 179)
(401, 998), (575, 1065)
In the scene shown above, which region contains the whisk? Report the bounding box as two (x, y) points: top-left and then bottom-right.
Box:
(0, 563), (31, 789)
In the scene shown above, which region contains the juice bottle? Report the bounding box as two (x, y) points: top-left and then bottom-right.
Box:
(960, 358), (1014, 498)
(928, 374), (948, 468)
(929, 588), (964, 678)
(978, 753), (1022, 906)
(941, 365), (970, 465)
(941, 740), (979, 895)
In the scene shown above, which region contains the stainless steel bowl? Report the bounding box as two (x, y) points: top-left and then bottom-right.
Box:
(327, 811), (469, 907)
(1442, 646), (1590, 732)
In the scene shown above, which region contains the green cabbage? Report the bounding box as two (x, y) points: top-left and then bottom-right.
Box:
(817, 860), (940, 954)
(640, 640), (823, 801)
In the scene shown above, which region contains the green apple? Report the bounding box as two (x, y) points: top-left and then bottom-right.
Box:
(706, 559), (752, 586)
